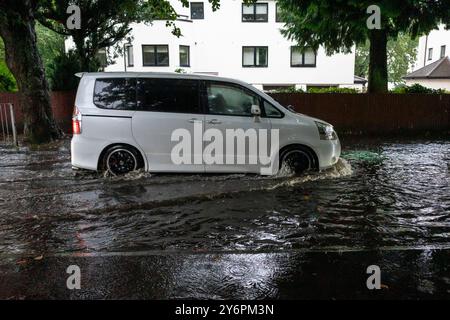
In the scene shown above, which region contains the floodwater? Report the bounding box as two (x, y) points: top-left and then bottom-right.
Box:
(0, 137), (449, 299)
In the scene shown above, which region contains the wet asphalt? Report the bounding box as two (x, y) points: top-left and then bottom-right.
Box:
(0, 137), (449, 299)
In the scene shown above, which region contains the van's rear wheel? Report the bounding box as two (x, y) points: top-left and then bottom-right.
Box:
(280, 146), (316, 175)
(102, 145), (142, 176)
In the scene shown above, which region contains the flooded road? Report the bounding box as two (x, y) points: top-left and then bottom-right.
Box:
(0, 137), (449, 299)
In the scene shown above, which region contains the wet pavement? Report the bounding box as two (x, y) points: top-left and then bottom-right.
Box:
(0, 137), (449, 299)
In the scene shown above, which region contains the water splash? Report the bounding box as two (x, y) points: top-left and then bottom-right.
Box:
(270, 158), (353, 189)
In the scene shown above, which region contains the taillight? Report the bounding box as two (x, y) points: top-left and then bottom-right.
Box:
(72, 106), (82, 135)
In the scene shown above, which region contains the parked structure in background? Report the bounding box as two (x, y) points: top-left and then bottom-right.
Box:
(66, 0), (359, 91)
(0, 103), (18, 146)
(405, 24), (450, 90)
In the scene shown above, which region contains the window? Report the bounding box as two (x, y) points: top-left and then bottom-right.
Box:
(94, 78), (137, 110)
(96, 48), (108, 68)
(142, 45), (169, 66)
(126, 45), (134, 67)
(207, 82), (259, 117)
(441, 45), (446, 58)
(243, 47), (268, 67)
(263, 101), (283, 118)
(428, 48), (433, 60)
(179, 45), (190, 67)
(190, 2), (204, 19)
(291, 47), (317, 67)
(276, 3), (285, 22)
(137, 78), (201, 114)
(242, 3), (268, 22)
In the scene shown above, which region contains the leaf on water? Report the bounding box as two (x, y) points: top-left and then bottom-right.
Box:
(34, 255), (43, 261)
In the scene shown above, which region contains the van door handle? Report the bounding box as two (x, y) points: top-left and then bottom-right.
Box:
(208, 119), (222, 125)
(188, 118), (200, 123)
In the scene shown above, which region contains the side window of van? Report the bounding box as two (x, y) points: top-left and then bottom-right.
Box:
(207, 82), (259, 117)
(137, 78), (201, 114)
(263, 101), (284, 118)
(93, 78), (137, 110)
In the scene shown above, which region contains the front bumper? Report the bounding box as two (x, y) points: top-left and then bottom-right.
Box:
(315, 138), (341, 170)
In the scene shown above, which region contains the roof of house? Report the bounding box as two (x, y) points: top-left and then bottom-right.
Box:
(404, 56), (450, 79)
(354, 75), (368, 84)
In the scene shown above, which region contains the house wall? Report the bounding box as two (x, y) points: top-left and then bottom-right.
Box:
(415, 24), (450, 70)
(67, 0), (356, 89)
(405, 79), (450, 91)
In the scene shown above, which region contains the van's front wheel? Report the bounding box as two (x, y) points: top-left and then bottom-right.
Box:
(102, 145), (142, 176)
(280, 146), (317, 175)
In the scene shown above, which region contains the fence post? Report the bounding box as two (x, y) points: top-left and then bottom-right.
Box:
(0, 104), (5, 143)
(9, 103), (18, 146)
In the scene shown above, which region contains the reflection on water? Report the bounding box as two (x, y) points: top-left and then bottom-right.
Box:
(0, 138), (449, 257)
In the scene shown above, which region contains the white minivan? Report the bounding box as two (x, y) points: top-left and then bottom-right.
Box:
(71, 72), (341, 176)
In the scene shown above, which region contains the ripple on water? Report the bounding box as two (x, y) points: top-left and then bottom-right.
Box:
(0, 139), (449, 257)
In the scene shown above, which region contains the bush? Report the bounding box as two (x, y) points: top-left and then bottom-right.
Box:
(271, 87), (305, 93)
(391, 83), (449, 94)
(47, 51), (82, 91)
(307, 87), (360, 94)
(271, 87), (360, 94)
(0, 61), (17, 92)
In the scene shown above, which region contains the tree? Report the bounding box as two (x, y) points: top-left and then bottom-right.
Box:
(356, 34), (418, 86)
(278, 0), (450, 93)
(0, 0), (62, 143)
(36, 0), (223, 71)
(0, 0), (246, 143)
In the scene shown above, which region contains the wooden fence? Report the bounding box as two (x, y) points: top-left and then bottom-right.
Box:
(0, 91), (75, 133)
(269, 93), (450, 135)
(0, 91), (448, 135)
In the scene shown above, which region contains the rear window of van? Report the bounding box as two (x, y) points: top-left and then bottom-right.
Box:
(93, 78), (136, 110)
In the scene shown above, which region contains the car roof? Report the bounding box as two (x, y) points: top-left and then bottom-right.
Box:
(77, 72), (248, 86)
(76, 71), (289, 113)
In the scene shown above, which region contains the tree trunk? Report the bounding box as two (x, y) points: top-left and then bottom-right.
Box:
(73, 34), (91, 71)
(0, 0), (62, 144)
(368, 30), (388, 93)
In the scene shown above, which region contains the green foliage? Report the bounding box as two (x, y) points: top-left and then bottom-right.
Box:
(390, 84), (449, 94)
(0, 38), (17, 92)
(46, 50), (97, 91)
(307, 87), (360, 94)
(278, 0), (450, 92)
(36, 22), (65, 81)
(272, 87), (305, 93)
(272, 87), (360, 94)
(0, 61), (17, 92)
(174, 68), (187, 74)
(356, 34), (418, 85)
(278, 0), (449, 54)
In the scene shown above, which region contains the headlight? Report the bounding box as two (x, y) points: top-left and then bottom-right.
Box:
(315, 121), (337, 140)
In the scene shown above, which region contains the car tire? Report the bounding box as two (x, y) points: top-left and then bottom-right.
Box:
(101, 145), (143, 176)
(280, 146), (316, 175)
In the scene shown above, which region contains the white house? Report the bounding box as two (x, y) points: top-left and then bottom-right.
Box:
(405, 24), (450, 90)
(68, 0), (358, 91)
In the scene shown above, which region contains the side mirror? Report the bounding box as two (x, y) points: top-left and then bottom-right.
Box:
(251, 104), (261, 116)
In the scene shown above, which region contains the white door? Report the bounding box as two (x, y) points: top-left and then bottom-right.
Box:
(203, 81), (272, 173)
(132, 78), (205, 172)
